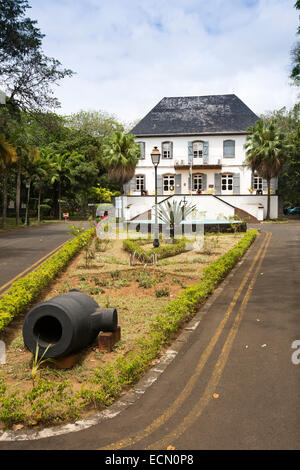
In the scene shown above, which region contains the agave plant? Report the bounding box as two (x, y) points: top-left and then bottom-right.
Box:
(157, 199), (196, 242)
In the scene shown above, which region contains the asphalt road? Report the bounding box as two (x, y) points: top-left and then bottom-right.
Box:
(0, 222), (299, 450)
(0, 222), (85, 294)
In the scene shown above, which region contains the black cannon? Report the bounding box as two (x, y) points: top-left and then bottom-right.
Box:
(22, 290), (118, 359)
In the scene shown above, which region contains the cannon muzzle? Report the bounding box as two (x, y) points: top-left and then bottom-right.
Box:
(22, 290), (118, 358)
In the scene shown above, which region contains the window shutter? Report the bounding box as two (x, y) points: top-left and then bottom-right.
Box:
(129, 176), (136, 193)
(233, 173), (240, 194)
(123, 182), (130, 195)
(143, 174), (146, 192)
(175, 173), (181, 194)
(141, 142), (145, 159)
(214, 173), (221, 194)
(188, 141), (193, 164)
(157, 175), (163, 195)
(223, 140), (235, 158)
(251, 172), (254, 189)
(263, 179), (268, 191)
(203, 141), (209, 164)
(270, 177), (277, 193)
(202, 173), (207, 191)
(170, 141), (173, 159)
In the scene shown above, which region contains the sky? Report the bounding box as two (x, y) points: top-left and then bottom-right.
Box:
(27, 0), (299, 126)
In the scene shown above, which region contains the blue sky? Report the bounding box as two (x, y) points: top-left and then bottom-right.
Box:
(27, 0), (299, 125)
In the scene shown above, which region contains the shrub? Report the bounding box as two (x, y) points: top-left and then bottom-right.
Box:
(155, 287), (170, 298)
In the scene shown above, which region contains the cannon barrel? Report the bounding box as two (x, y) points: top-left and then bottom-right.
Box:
(22, 290), (117, 359)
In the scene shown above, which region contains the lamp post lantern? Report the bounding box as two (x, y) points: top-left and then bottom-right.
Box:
(151, 146), (161, 248)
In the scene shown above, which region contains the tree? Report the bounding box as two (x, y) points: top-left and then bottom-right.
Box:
(244, 120), (289, 219)
(261, 104), (300, 207)
(66, 110), (124, 138)
(290, 1), (300, 83)
(0, 137), (17, 224)
(65, 152), (99, 216)
(30, 154), (50, 222)
(48, 152), (73, 220)
(0, 0), (42, 62)
(0, 0), (73, 111)
(102, 131), (140, 190)
(22, 144), (40, 224)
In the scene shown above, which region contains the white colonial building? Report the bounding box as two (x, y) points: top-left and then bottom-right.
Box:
(123, 95), (278, 221)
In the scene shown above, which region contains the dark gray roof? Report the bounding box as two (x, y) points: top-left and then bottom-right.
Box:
(130, 94), (259, 136)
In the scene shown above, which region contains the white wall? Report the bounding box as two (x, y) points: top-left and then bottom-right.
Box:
(218, 195), (278, 220)
(133, 134), (251, 195)
(119, 194), (278, 221)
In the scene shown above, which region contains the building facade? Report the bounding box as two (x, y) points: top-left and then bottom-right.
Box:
(126, 94), (277, 197)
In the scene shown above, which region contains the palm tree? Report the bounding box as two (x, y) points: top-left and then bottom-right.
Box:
(244, 119), (289, 220)
(102, 131), (140, 190)
(0, 137), (18, 226)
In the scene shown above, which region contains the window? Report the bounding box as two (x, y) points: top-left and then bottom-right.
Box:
(193, 141), (203, 158)
(138, 142), (145, 159)
(163, 175), (175, 192)
(223, 140), (235, 158)
(162, 141), (173, 159)
(253, 176), (263, 191)
(193, 174), (203, 191)
(136, 175), (145, 191)
(221, 174), (233, 192)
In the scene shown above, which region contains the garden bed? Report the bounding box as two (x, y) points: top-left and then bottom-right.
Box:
(0, 230), (257, 430)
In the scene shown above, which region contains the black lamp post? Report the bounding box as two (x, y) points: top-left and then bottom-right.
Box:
(151, 146), (161, 248)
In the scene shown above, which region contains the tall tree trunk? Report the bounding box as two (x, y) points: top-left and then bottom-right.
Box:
(25, 181), (30, 226)
(2, 167), (8, 227)
(58, 181), (62, 220)
(267, 179), (271, 220)
(37, 187), (41, 223)
(15, 155), (22, 226)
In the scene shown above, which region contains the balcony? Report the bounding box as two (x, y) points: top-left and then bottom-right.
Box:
(174, 158), (222, 170)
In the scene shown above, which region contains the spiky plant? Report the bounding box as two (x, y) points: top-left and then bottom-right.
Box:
(157, 199), (196, 242)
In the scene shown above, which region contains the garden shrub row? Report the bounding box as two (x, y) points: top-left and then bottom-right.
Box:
(0, 228), (95, 333)
(122, 238), (187, 262)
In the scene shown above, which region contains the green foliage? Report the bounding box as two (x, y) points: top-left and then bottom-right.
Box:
(261, 104), (300, 206)
(0, 228), (95, 333)
(155, 287), (170, 298)
(93, 185), (120, 202)
(157, 199), (196, 239)
(123, 238), (187, 262)
(102, 131), (140, 187)
(138, 271), (157, 288)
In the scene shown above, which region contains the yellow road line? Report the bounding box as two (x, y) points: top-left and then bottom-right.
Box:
(0, 241), (66, 295)
(147, 231), (272, 449)
(100, 231), (271, 450)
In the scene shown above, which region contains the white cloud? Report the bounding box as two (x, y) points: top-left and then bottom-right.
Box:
(28, 0), (299, 123)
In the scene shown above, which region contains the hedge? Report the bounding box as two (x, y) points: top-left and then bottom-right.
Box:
(0, 228), (95, 333)
(122, 238), (187, 262)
